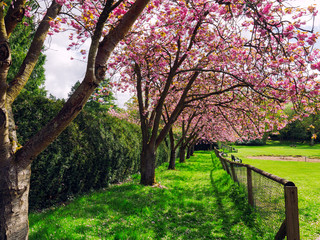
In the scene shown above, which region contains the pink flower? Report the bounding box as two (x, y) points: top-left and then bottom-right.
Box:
(262, 3), (272, 15)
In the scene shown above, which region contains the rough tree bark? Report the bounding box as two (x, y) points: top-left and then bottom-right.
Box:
(179, 146), (186, 163)
(0, 3), (32, 237)
(190, 144), (195, 156)
(0, 164), (31, 240)
(186, 146), (191, 159)
(168, 128), (176, 170)
(140, 143), (156, 185)
(310, 127), (315, 146)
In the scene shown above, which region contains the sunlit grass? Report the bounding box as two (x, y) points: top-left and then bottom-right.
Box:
(233, 141), (320, 158)
(231, 143), (320, 239)
(29, 152), (268, 240)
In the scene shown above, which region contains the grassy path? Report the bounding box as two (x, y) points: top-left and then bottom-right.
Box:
(29, 151), (268, 239)
(231, 143), (320, 239)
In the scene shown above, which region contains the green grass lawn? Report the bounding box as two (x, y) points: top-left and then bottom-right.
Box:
(231, 142), (320, 239)
(233, 141), (320, 159)
(29, 152), (270, 240)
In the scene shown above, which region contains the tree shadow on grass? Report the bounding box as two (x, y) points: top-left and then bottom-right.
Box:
(30, 183), (221, 239)
(209, 168), (269, 240)
(29, 154), (269, 240)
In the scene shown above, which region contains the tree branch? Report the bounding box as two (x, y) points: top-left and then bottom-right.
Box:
(95, 0), (150, 79)
(184, 83), (247, 104)
(5, 0), (26, 38)
(135, 62), (149, 143)
(15, 0), (151, 168)
(7, 1), (62, 104)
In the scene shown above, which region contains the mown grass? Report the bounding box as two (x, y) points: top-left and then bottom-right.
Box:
(231, 143), (320, 239)
(234, 141), (320, 159)
(29, 151), (270, 240)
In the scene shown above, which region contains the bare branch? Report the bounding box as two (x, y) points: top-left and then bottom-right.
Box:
(5, 0), (26, 38)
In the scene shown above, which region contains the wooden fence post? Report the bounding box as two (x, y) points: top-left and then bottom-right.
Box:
(224, 161), (231, 176)
(247, 167), (254, 207)
(220, 158), (226, 171)
(230, 163), (238, 183)
(285, 186), (300, 240)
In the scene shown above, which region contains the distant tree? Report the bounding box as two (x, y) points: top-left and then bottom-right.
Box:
(278, 112), (320, 144)
(163, 103), (205, 168)
(278, 120), (309, 143)
(307, 114), (320, 145)
(69, 79), (117, 112)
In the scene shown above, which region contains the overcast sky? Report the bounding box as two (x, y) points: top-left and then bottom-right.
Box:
(43, 0), (320, 108)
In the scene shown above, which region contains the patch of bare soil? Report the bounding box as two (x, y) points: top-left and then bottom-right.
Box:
(247, 156), (320, 163)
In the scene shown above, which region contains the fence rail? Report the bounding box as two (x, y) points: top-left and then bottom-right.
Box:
(218, 142), (238, 153)
(213, 148), (299, 240)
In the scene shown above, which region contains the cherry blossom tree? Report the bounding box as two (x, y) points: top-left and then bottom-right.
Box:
(110, 0), (320, 185)
(177, 114), (203, 163)
(167, 92), (291, 168)
(0, 0), (151, 238)
(163, 102), (206, 168)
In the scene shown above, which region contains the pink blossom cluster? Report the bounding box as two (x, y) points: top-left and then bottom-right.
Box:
(311, 62), (320, 71)
(26, 0), (318, 142)
(106, 0), (320, 142)
(24, 0), (141, 54)
(108, 109), (139, 125)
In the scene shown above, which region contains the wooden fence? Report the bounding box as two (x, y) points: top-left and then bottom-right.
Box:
(213, 148), (299, 240)
(219, 142), (238, 153)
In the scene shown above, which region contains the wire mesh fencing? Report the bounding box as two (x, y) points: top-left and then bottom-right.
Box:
(213, 148), (299, 240)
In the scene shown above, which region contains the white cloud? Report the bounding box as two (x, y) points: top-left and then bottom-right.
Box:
(44, 32), (132, 108)
(114, 91), (133, 109)
(289, 0), (320, 48)
(288, 0), (320, 27)
(44, 33), (88, 98)
(290, 0), (317, 8)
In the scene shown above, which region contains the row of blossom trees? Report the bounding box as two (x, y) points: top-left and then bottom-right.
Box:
(109, 0), (320, 185)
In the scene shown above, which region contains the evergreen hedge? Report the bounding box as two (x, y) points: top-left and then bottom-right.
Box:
(14, 95), (169, 210)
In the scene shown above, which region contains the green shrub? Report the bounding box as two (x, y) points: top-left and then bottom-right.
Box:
(235, 139), (266, 146)
(13, 95), (169, 210)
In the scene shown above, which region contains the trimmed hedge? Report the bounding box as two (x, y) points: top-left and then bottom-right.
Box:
(14, 95), (169, 210)
(235, 139), (266, 146)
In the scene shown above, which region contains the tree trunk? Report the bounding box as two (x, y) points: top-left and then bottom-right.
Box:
(190, 144), (194, 156)
(310, 127), (315, 146)
(186, 146), (191, 159)
(168, 149), (176, 170)
(179, 146), (186, 163)
(168, 128), (176, 170)
(0, 163), (31, 240)
(311, 137), (315, 146)
(0, 105), (30, 240)
(140, 144), (156, 185)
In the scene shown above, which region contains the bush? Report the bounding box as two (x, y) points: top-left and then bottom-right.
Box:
(235, 139), (266, 146)
(13, 95), (169, 210)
